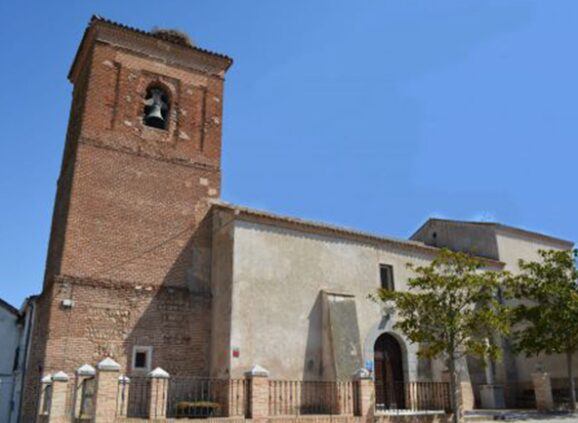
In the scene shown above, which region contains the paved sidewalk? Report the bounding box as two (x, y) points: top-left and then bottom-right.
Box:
(465, 410), (577, 422)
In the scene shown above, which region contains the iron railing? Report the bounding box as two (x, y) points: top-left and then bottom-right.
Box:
(374, 381), (451, 412)
(552, 378), (578, 409)
(77, 377), (95, 419)
(503, 382), (536, 409)
(167, 377), (248, 418)
(122, 376), (149, 418)
(268, 380), (354, 416)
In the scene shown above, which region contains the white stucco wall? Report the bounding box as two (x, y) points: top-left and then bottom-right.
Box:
(210, 213), (235, 378)
(226, 218), (438, 380)
(495, 230), (570, 273)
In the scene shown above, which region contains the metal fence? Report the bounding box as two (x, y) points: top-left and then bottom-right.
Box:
(77, 377), (95, 419)
(503, 382), (536, 409)
(111, 376), (451, 418)
(227, 378), (250, 417)
(268, 380), (355, 416)
(123, 376), (150, 418)
(375, 381), (451, 412)
(552, 378), (578, 409)
(165, 377), (248, 418)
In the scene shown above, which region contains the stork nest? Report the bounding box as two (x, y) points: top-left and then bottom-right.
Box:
(151, 28), (195, 48)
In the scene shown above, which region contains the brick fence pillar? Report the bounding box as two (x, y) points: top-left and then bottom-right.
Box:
(37, 374), (52, 421)
(116, 375), (130, 417)
(353, 368), (373, 421)
(48, 371), (70, 423)
(532, 372), (554, 411)
(460, 381), (475, 411)
(148, 367), (170, 419)
(93, 357), (121, 423)
(74, 364), (96, 419)
(247, 365), (270, 421)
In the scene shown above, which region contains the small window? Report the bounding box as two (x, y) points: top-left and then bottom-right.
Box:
(135, 352), (146, 368)
(380, 264), (395, 291)
(143, 86), (169, 130)
(12, 346), (20, 372)
(132, 346), (152, 372)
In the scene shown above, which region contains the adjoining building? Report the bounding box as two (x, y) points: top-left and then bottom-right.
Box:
(0, 297), (36, 423)
(3, 16), (573, 421)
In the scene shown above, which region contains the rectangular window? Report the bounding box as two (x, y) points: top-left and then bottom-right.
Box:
(135, 352), (147, 368)
(380, 264), (395, 291)
(132, 346), (152, 372)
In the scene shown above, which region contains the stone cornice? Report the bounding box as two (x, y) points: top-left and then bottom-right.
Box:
(75, 136), (220, 173)
(69, 16), (232, 83)
(52, 274), (211, 300)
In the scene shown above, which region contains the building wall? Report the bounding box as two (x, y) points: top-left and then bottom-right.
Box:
(0, 307), (19, 375)
(210, 210), (235, 378)
(225, 218), (440, 381)
(0, 307), (20, 423)
(31, 38), (222, 375)
(411, 221), (499, 260)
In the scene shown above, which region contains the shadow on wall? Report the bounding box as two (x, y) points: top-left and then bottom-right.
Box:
(303, 292), (324, 382)
(121, 211), (214, 379)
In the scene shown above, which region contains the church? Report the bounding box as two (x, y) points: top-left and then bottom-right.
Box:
(1, 16), (574, 422)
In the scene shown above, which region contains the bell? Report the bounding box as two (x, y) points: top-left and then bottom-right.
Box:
(144, 88), (168, 129)
(145, 104), (165, 127)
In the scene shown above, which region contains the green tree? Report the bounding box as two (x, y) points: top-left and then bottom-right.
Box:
(374, 249), (509, 423)
(508, 248), (578, 410)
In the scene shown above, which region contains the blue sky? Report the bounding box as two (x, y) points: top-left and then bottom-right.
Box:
(0, 1), (576, 307)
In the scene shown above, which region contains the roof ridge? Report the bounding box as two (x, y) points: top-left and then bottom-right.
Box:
(89, 15), (233, 63)
(210, 201), (505, 268)
(0, 297), (19, 316)
(423, 218), (573, 247)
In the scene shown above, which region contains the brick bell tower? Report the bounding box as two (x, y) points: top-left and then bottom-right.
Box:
(22, 16), (232, 418)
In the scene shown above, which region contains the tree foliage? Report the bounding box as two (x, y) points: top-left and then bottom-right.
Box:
(375, 249), (509, 362)
(507, 248), (578, 410)
(373, 249), (510, 423)
(508, 249), (578, 357)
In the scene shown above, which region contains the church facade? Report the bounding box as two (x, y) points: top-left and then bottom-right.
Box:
(13, 16), (575, 421)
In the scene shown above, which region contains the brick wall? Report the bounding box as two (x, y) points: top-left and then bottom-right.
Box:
(22, 18), (231, 420)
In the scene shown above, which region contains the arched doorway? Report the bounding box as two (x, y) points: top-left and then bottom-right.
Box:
(374, 333), (405, 410)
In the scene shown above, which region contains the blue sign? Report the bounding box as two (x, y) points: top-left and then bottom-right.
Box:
(365, 360), (373, 372)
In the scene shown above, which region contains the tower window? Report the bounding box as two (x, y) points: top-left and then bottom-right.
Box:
(132, 346), (152, 372)
(143, 86), (169, 130)
(380, 264), (395, 291)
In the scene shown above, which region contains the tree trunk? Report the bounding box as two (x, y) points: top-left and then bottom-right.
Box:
(567, 351), (576, 411)
(448, 355), (463, 423)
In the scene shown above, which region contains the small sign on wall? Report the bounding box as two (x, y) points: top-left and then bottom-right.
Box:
(365, 360), (373, 372)
(232, 347), (240, 358)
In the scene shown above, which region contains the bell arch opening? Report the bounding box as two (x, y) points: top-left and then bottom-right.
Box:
(374, 332), (405, 410)
(143, 85), (170, 130)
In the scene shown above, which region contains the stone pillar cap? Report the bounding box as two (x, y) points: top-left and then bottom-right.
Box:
(246, 364), (270, 378)
(148, 367), (170, 379)
(118, 375), (131, 384)
(41, 374), (52, 384)
(97, 357), (121, 371)
(352, 368), (372, 380)
(77, 364), (96, 376)
(52, 371), (69, 382)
